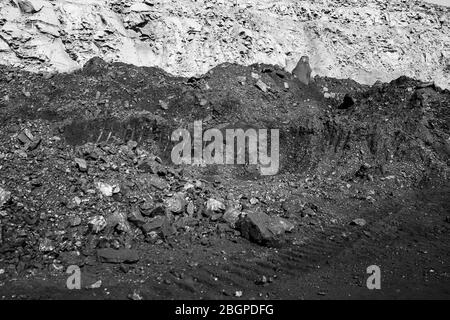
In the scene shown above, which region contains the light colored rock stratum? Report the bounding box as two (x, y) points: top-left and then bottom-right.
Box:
(0, 0), (449, 88)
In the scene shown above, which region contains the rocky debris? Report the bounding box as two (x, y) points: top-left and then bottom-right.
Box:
(96, 182), (114, 197)
(69, 215), (82, 227)
(0, 54), (448, 293)
(338, 94), (355, 109)
(205, 198), (226, 213)
(350, 218), (367, 227)
(204, 198), (226, 221)
(128, 290), (144, 300)
(164, 193), (186, 214)
(237, 76), (246, 85)
(88, 215), (107, 234)
(74, 158), (87, 172)
(282, 197), (318, 217)
(139, 159), (166, 175)
(97, 248), (139, 264)
(186, 202), (195, 216)
(128, 208), (147, 227)
(0, 0), (448, 89)
(39, 238), (55, 253)
(159, 100), (169, 110)
(144, 205), (165, 218)
(16, 129), (41, 151)
(301, 207), (317, 218)
(255, 80), (268, 93)
(87, 280), (102, 289)
(222, 207), (241, 228)
(142, 216), (167, 234)
(149, 175), (169, 190)
(255, 275), (270, 285)
(236, 211), (294, 246)
(0, 187), (11, 208)
(106, 211), (131, 233)
(292, 56), (312, 85)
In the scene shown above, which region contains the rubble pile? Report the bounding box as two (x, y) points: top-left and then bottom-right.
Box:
(0, 57), (448, 292)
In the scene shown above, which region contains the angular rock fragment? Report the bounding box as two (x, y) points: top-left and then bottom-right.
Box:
(145, 205), (165, 218)
(186, 201), (195, 215)
(164, 193), (186, 214)
(236, 210), (294, 246)
(97, 248), (139, 264)
(139, 159), (166, 175)
(127, 207), (147, 227)
(0, 187), (11, 208)
(205, 198), (225, 213)
(127, 140), (138, 150)
(96, 182), (113, 197)
(139, 201), (154, 215)
(39, 238), (55, 252)
(87, 280), (102, 289)
(237, 76), (246, 85)
(221, 207), (241, 227)
(69, 215), (82, 227)
(148, 175), (169, 190)
(292, 56), (312, 85)
(141, 216), (166, 233)
(282, 197), (305, 215)
(106, 211), (131, 233)
(74, 157), (87, 172)
(88, 215), (107, 233)
(17, 131), (33, 145)
(255, 79), (268, 93)
(17, 129), (41, 151)
(350, 218), (366, 227)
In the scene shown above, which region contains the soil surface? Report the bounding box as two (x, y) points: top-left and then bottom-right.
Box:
(0, 59), (449, 299)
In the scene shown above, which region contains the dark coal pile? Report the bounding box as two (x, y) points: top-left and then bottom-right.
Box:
(0, 58), (449, 299)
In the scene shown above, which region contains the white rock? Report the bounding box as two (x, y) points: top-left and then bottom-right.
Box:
(96, 182), (113, 197)
(0, 187), (11, 208)
(206, 198), (226, 212)
(87, 280), (102, 289)
(0, 39), (11, 52)
(350, 218), (367, 227)
(130, 3), (153, 12)
(88, 215), (107, 233)
(222, 207), (241, 227)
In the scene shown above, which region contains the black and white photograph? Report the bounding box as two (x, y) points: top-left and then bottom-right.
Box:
(0, 0), (449, 310)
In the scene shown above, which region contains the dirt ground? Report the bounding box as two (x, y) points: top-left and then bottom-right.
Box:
(0, 58), (449, 299)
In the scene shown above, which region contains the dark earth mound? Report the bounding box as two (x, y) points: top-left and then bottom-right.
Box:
(0, 58), (449, 299)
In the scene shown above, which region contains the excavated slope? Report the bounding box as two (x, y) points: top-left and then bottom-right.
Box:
(0, 0), (449, 88)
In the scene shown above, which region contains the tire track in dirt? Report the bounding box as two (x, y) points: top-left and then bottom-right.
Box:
(141, 188), (450, 299)
(164, 207), (403, 298)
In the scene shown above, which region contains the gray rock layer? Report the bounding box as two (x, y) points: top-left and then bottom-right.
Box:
(0, 0), (449, 88)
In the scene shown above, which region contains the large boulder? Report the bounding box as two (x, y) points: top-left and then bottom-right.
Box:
(236, 210), (294, 247)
